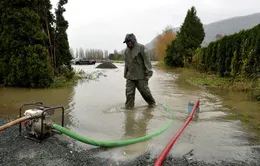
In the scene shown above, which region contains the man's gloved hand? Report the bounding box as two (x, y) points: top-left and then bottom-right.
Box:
(145, 75), (150, 80)
(145, 70), (153, 80)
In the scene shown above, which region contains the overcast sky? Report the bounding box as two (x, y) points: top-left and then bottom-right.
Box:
(50, 0), (260, 53)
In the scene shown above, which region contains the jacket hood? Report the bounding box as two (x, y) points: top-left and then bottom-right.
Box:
(123, 33), (137, 44)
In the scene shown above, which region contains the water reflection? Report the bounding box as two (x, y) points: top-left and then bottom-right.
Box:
(123, 106), (154, 155)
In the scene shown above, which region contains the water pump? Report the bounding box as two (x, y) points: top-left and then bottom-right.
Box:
(23, 107), (53, 138)
(19, 102), (65, 142)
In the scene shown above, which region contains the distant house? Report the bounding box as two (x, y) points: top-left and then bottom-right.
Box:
(216, 34), (223, 40)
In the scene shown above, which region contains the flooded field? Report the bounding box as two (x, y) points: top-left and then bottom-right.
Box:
(0, 63), (259, 164)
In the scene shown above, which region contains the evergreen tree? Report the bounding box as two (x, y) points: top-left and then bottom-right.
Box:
(54, 0), (73, 76)
(194, 23), (260, 79)
(177, 6), (205, 63)
(164, 6), (205, 67)
(165, 40), (184, 67)
(0, 0), (54, 87)
(0, 1), (5, 83)
(37, 0), (56, 68)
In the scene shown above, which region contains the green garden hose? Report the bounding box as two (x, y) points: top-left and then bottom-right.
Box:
(52, 103), (173, 147)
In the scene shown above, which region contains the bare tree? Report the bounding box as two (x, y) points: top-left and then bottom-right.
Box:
(75, 48), (79, 58)
(79, 48), (85, 59)
(70, 48), (75, 58)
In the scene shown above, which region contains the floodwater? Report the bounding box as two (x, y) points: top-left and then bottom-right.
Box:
(0, 63), (259, 163)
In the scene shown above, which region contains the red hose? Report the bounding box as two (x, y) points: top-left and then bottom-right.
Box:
(154, 99), (200, 166)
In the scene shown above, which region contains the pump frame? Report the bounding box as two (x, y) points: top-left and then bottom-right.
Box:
(19, 102), (65, 142)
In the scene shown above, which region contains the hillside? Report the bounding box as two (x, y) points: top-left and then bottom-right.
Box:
(145, 12), (260, 50)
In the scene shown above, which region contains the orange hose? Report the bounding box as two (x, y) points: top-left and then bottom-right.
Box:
(0, 116), (30, 132)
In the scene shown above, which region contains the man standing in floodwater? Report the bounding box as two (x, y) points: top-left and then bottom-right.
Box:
(123, 33), (156, 109)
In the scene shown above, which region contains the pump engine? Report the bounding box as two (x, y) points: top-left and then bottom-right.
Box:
(19, 102), (65, 142)
(23, 107), (54, 138)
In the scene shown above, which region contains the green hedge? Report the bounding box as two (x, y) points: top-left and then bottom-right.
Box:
(194, 24), (260, 78)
